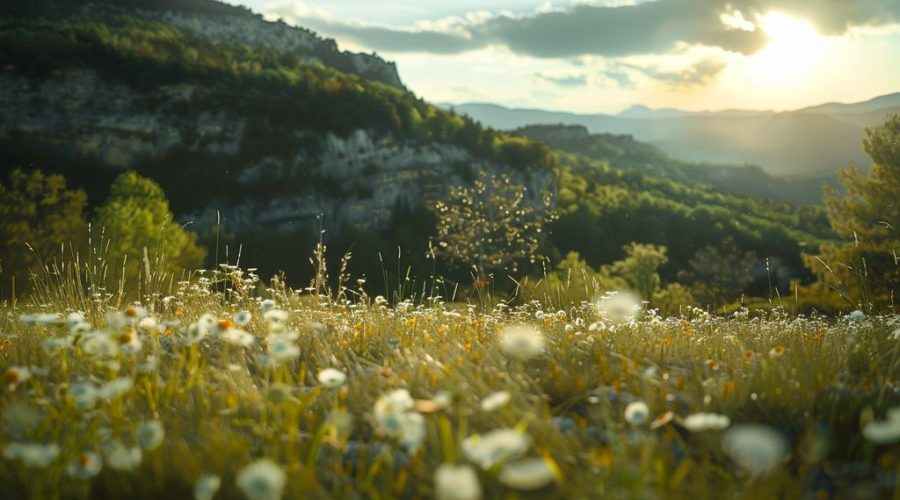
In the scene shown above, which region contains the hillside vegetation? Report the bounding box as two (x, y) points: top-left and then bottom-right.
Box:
(0, 0), (849, 312)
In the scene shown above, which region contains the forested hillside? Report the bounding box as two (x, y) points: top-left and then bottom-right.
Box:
(0, 0), (836, 304)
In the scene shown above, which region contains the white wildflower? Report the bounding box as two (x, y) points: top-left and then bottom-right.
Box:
(185, 322), (208, 344)
(234, 310), (252, 326)
(263, 309), (289, 332)
(4, 442), (59, 468)
(498, 457), (557, 491)
(117, 329), (143, 354)
(82, 333), (120, 358)
(67, 382), (99, 410)
(195, 473), (222, 500)
(137, 316), (161, 333)
(499, 324), (545, 360)
(596, 290), (642, 323)
(435, 463), (482, 500)
(66, 312), (86, 329)
(480, 391), (511, 412)
(462, 428), (530, 470)
(66, 451), (103, 479)
(98, 377), (133, 400)
(4, 366), (31, 391)
(221, 328), (254, 347)
(722, 424), (788, 475)
(197, 313), (217, 334)
(862, 407), (900, 444)
(317, 368), (347, 389)
(20, 313), (61, 325)
(682, 412), (731, 432)
(399, 412), (427, 453)
(41, 337), (72, 355)
(624, 401), (650, 426)
(267, 335), (299, 362)
(105, 443), (143, 471)
(236, 458), (286, 500)
(137, 420), (165, 450)
(374, 389), (415, 418)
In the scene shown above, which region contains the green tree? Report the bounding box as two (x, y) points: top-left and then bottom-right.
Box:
(652, 283), (697, 317)
(432, 171), (556, 275)
(804, 114), (900, 309)
(521, 251), (626, 305)
(678, 237), (756, 307)
(604, 243), (669, 301)
(0, 168), (88, 299)
(93, 171), (205, 282)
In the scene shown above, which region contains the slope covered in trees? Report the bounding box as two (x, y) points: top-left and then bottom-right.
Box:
(0, 0), (839, 304)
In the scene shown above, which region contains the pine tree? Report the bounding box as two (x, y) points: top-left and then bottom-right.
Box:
(804, 114), (900, 308)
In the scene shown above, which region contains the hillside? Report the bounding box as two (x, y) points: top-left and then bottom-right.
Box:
(0, 0), (835, 292)
(514, 124), (831, 205)
(450, 97), (896, 177)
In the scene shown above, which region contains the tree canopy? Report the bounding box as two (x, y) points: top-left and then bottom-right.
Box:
(805, 114), (900, 309)
(93, 171), (205, 283)
(0, 168), (88, 300)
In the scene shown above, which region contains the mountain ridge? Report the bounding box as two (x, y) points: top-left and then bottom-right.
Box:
(448, 94), (898, 176)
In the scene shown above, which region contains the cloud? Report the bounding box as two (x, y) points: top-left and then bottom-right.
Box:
(265, 0), (900, 60)
(534, 73), (588, 87)
(619, 57), (729, 88)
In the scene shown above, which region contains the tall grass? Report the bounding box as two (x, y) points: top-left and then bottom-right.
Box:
(0, 246), (898, 499)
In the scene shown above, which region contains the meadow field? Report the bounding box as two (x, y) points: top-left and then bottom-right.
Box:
(1, 262), (898, 500)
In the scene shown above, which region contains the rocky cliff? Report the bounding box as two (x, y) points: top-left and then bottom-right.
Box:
(0, 68), (553, 235)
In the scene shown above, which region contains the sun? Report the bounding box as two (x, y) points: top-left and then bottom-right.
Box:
(748, 12), (828, 85)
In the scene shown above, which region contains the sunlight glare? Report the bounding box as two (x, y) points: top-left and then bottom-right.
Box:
(749, 12), (827, 85)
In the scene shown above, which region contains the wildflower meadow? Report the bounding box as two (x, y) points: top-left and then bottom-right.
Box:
(1, 262), (899, 499)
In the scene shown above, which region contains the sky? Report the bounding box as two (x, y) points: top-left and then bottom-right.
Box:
(236, 0), (900, 114)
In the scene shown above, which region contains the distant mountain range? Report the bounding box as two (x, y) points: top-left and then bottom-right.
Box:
(514, 124), (832, 205)
(448, 93), (900, 177)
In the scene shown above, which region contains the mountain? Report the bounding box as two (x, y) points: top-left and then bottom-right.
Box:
(799, 92), (900, 115)
(617, 105), (689, 120)
(0, 0), (835, 290)
(515, 124), (832, 205)
(451, 94), (899, 177)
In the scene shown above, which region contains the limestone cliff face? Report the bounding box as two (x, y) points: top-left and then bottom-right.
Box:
(0, 69), (554, 235)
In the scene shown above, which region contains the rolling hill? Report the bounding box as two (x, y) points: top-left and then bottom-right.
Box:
(450, 95), (899, 178)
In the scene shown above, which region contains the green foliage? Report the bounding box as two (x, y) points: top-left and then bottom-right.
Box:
(677, 237), (756, 307)
(521, 252), (624, 305)
(0, 12), (555, 186)
(0, 168), (87, 300)
(549, 151), (830, 293)
(604, 242), (668, 301)
(93, 171), (205, 283)
(805, 114), (900, 310)
(651, 283), (697, 316)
